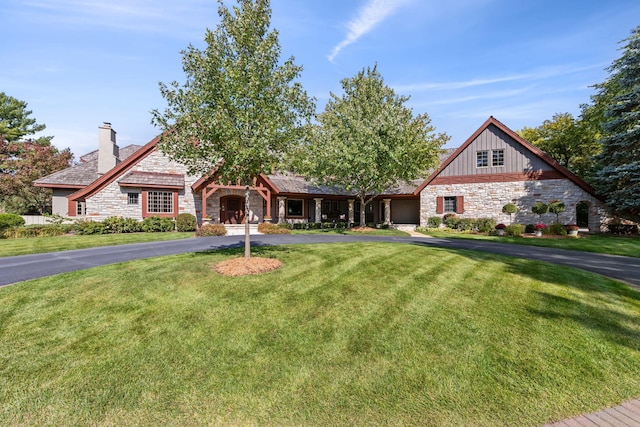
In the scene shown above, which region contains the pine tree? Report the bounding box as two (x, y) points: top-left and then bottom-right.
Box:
(592, 26), (640, 221)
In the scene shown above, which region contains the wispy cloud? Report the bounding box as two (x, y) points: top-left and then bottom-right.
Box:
(393, 64), (606, 93)
(328, 0), (410, 62)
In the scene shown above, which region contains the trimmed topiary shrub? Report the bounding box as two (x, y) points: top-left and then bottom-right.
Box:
(505, 223), (524, 237)
(427, 216), (442, 228)
(142, 216), (175, 232)
(196, 223), (227, 236)
(0, 213), (25, 230)
(502, 203), (518, 224)
(258, 222), (291, 234)
(176, 213), (197, 232)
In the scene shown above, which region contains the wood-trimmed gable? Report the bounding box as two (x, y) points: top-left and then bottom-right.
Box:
(413, 116), (601, 199)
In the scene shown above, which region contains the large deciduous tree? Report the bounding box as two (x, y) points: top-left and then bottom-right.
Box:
(591, 26), (640, 222)
(518, 112), (599, 179)
(0, 93), (72, 214)
(300, 65), (448, 227)
(152, 0), (315, 258)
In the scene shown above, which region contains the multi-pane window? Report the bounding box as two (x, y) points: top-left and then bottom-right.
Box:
(76, 201), (86, 216)
(286, 199), (303, 216)
(492, 149), (505, 167)
(147, 191), (173, 214)
(444, 196), (457, 212)
(127, 192), (139, 205)
(476, 150), (488, 167)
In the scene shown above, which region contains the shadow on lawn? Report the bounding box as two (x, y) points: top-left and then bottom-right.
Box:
(425, 245), (640, 351)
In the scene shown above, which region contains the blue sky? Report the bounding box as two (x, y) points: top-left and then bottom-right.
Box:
(2, 0), (639, 157)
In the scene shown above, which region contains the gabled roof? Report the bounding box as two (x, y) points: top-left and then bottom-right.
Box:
(413, 116), (601, 198)
(34, 144), (142, 189)
(67, 135), (161, 201)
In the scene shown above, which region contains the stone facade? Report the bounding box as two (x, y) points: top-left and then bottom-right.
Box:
(204, 188), (263, 223)
(85, 150), (201, 221)
(420, 179), (608, 231)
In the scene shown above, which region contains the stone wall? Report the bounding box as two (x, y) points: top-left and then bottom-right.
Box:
(420, 179), (609, 231)
(85, 150), (201, 221)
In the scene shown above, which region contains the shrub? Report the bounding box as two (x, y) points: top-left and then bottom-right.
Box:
(502, 203), (518, 224)
(277, 222), (293, 230)
(103, 216), (142, 233)
(0, 213), (25, 230)
(258, 222), (291, 234)
(427, 216), (442, 228)
(475, 218), (496, 233)
(3, 225), (67, 239)
(321, 222), (335, 229)
(176, 213), (197, 232)
(74, 220), (107, 235)
(443, 213), (459, 229)
(455, 218), (475, 231)
(505, 223), (524, 237)
(142, 216), (175, 232)
(607, 224), (639, 235)
(196, 223), (227, 237)
(548, 223), (567, 236)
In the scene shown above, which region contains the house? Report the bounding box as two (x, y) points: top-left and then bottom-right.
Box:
(34, 117), (609, 230)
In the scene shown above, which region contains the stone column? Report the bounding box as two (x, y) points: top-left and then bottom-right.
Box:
(348, 199), (355, 225)
(277, 196), (286, 224)
(314, 198), (323, 223)
(383, 198), (391, 225)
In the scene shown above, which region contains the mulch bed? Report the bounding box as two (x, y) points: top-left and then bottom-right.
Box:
(214, 257), (282, 276)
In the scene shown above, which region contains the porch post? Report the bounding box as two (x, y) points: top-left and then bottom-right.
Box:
(314, 198), (323, 223)
(348, 199), (355, 225)
(277, 196), (286, 224)
(383, 198), (391, 225)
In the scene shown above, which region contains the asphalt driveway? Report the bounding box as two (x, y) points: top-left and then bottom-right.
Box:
(0, 234), (639, 289)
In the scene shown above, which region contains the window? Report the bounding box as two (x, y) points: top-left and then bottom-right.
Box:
(476, 150), (488, 167)
(492, 149), (504, 167)
(444, 196), (457, 212)
(286, 199), (303, 217)
(76, 201), (86, 216)
(147, 191), (174, 214)
(127, 192), (139, 205)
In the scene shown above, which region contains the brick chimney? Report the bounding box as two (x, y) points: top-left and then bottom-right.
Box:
(98, 122), (120, 174)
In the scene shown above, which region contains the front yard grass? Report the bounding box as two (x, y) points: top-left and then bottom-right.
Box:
(421, 229), (640, 258)
(1, 242), (639, 426)
(0, 232), (194, 257)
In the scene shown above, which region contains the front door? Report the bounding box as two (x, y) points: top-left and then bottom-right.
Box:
(220, 196), (245, 224)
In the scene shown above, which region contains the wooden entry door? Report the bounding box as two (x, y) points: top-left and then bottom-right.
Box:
(221, 196), (245, 224)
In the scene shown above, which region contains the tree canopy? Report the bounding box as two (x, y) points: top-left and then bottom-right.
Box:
(518, 112), (599, 179)
(152, 0), (315, 257)
(0, 93), (72, 214)
(299, 65), (448, 226)
(591, 26), (640, 222)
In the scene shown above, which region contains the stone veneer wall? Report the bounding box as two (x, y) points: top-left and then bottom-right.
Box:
(85, 150), (201, 221)
(420, 179), (609, 231)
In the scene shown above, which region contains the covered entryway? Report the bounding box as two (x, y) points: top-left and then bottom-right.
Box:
(220, 196), (245, 224)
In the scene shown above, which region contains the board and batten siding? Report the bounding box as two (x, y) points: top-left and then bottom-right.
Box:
(438, 125), (552, 177)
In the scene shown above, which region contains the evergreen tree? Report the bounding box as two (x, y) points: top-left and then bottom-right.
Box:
(592, 26), (640, 222)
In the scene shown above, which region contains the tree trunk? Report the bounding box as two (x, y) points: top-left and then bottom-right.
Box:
(244, 184), (251, 259)
(359, 196), (366, 227)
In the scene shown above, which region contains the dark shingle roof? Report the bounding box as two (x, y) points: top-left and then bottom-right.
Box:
(34, 144), (143, 187)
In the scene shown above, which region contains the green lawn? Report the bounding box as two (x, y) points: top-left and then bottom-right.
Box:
(1, 242), (639, 426)
(421, 229), (640, 258)
(0, 232), (194, 257)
